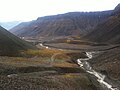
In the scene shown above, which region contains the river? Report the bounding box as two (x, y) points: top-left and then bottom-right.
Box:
(40, 43), (119, 90)
(77, 52), (118, 90)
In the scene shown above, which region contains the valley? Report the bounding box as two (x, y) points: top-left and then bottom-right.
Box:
(0, 3), (120, 90)
(0, 36), (119, 90)
(0, 32), (120, 90)
(0, 44), (100, 90)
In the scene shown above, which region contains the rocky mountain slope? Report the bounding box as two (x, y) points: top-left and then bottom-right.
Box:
(112, 4), (120, 15)
(83, 13), (120, 44)
(82, 4), (120, 88)
(80, 4), (120, 44)
(0, 26), (36, 56)
(10, 11), (112, 38)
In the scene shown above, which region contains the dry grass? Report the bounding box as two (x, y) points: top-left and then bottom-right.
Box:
(0, 48), (101, 90)
(0, 48), (83, 68)
(54, 53), (70, 60)
(53, 62), (78, 68)
(21, 48), (64, 58)
(0, 57), (48, 67)
(61, 73), (87, 79)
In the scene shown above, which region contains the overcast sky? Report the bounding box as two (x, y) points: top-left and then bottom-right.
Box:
(0, 0), (120, 22)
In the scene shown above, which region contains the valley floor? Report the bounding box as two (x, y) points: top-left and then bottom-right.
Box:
(0, 48), (101, 90)
(0, 39), (120, 90)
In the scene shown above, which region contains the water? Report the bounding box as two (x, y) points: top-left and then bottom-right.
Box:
(7, 74), (18, 78)
(40, 43), (118, 90)
(40, 43), (49, 49)
(77, 52), (118, 90)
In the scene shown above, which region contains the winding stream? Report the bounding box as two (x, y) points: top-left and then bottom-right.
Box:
(40, 43), (118, 90)
(77, 52), (118, 90)
(40, 43), (49, 49)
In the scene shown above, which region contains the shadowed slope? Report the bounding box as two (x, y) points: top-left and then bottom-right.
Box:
(0, 26), (36, 56)
(83, 13), (120, 44)
(82, 4), (120, 44)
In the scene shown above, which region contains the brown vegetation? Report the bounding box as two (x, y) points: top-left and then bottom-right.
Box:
(0, 47), (101, 90)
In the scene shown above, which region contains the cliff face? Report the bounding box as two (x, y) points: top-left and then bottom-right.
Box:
(10, 11), (112, 38)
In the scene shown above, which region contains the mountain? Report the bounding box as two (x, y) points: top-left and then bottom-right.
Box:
(0, 26), (36, 56)
(81, 4), (120, 87)
(10, 11), (112, 38)
(10, 4), (120, 43)
(83, 13), (120, 44)
(112, 4), (120, 15)
(81, 4), (120, 44)
(0, 21), (21, 30)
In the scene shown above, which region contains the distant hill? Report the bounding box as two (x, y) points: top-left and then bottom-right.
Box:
(10, 11), (112, 38)
(0, 26), (36, 56)
(0, 21), (21, 30)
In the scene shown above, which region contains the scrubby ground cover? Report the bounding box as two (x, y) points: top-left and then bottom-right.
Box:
(0, 48), (101, 90)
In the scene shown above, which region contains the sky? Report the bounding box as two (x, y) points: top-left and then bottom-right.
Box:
(0, 0), (120, 22)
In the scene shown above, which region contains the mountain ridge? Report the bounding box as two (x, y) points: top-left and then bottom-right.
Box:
(83, 13), (120, 44)
(10, 11), (112, 38)
(10, 4), (120, 44)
